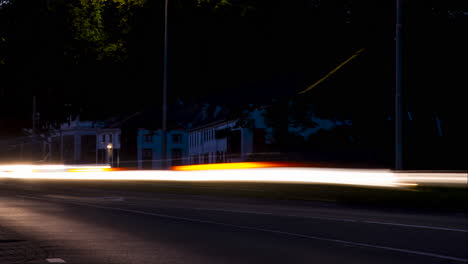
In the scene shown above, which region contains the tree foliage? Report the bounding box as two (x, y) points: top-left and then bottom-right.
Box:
(68, 0), (145, 61)
(195, 0), (255, 15)
(0, 0), (10, 65)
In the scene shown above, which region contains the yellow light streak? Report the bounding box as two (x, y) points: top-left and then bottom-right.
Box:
(68, 167), (113, 173)
(172, 162), (282, 171)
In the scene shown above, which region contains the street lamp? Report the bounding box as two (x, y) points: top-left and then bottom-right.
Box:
(161, 0), (169, 169)
(107, 143), (113, 167)
(395, 0), (403, 170)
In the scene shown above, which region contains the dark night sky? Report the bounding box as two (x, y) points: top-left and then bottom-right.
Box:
(1, 0), (395, 126)
(0, 0), (466, 169)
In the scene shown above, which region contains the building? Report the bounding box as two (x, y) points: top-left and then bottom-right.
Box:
(137, 129), (187, 169)
(47, 118), (121, 166)
(188, 120), (240, 164)
(188, 112), (269, 165)
(96, 128), (122, 167)
(53, 119), (101, 164)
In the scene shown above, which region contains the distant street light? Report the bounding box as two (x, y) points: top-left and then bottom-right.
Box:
(107, 143), (113, 166)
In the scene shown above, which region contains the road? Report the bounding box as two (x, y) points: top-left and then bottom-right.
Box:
(0, 179), (467, 264)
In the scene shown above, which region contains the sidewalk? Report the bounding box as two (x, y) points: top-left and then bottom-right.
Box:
(0, 225), (47, 264)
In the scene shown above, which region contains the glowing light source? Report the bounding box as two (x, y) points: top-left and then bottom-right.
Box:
(0, 164), (111, 174)
(172, 162), (284, 171)
(67, 167), (112, 173)
(0, 163), (465, 188)
(0, 164), (398, 187)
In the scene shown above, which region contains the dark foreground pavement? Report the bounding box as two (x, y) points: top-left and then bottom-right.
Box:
(0, 179), (467, 264)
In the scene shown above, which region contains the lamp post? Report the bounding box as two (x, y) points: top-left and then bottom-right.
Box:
(107, 143), (113, 167)
(395, 0), (403, 170)
(161, 0), (169, 169)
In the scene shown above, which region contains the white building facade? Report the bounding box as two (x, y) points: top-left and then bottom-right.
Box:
(188, 120), (260, 164)
(49, 119), (121, 166)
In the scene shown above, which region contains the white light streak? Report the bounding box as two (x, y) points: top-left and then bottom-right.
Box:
(0, 164), (397, 187)
(0, 164), (465, 187)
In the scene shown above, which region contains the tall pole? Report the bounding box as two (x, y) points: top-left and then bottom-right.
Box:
(395, 0), (403, 170)
(161, 0), (169, 169)
(32, 96), (36, 131)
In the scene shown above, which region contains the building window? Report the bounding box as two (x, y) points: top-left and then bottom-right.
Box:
(101, 135), (105, 143)
(142, 148), (153, 169)
(117, 134), (121, 145)
(109, 134), (113, 144)
(204, 153), (209, 164)
(172, 134), (182, 144)
(143, 134), (152, 143)
(143, 148), (152, 159)
(171, 148), (182, 166)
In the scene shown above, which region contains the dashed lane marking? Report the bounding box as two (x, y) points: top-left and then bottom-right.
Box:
(46, 258), (66, 263)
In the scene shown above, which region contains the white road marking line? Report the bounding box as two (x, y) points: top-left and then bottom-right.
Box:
(17, 195), (468, 263)
(115, 201), (468, 233)
(197, 208), (468, 233)
(361, 220), (468, 233)
(46, 258), (66, 263)
(96, 196), (125, 201)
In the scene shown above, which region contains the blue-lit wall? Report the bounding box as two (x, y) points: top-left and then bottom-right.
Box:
(137, 129), (188, 169)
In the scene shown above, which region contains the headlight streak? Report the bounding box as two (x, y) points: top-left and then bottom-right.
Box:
(0, 164), (111, 173)
(0, 163), (465, 187)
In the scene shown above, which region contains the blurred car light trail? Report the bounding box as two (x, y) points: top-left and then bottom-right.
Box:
(172, 162), (286, 171)
(0, 163), (465, 187)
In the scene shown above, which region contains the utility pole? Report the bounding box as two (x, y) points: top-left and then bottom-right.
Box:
(161, 0), (169, 169)
(32, 96), (36, 131)
(395, 0), (403, 170)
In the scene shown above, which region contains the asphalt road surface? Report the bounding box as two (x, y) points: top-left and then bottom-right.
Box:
(0, 179), (467, 264)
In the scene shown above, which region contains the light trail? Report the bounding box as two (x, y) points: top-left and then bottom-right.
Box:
(0, 164), (110, 173)
(0, 163), (465, 187)
(396, 172), (467, 185)
(172, 162), (290, 171)
(0, 164), (397, 187)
